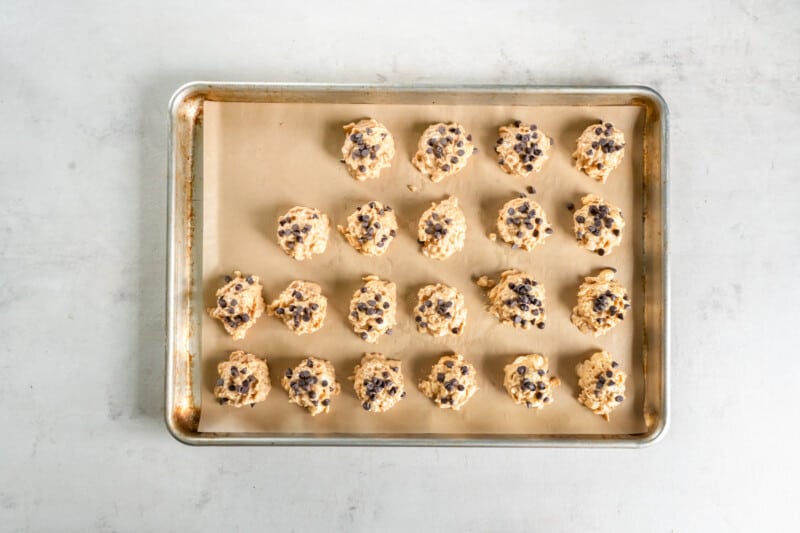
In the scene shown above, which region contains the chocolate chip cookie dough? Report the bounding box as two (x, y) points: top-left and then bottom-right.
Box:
(341, 119), (396, 181)
(496, 195), (553, 251)
(214, 350), (271, 407)
(477, 270), (546, 330)
(349, 275), (397, 343)
(351, 353), (406, 413)
(573, 194), (625, 256)
(276, 206), (330, 261)
(207, 271), (265, 340)
(338, 201), (398, 256)
(571, 269), (630, 337)
(572, 121), (626, 183)
(414, 283), (467, 337)
(412, 122), (476, 183)
(494, 121), (553, 176)
(576, 351), (627, 420)
(267, 280), (327, 335)
(503, 354), (560, 409)
(417, 196), (467, 260)
(418, 353), (479, 410)
(282, 356), (341, 416)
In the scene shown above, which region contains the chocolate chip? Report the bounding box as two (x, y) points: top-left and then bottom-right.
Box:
(437, 372), (445, 383)
(615, 395), (624, 402)
(216, 378), (224, 386)
(322, 399), (330, 406)
(567, 203), (574, 211)
(516, 366), (527, 375)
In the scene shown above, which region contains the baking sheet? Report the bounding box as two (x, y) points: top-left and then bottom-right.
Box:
(197, 100), (646, 436)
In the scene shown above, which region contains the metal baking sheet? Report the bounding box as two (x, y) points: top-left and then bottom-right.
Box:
(166, 83), (669, 447)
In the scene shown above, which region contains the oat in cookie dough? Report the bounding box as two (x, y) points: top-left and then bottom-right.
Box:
(417, 196), (467, 260)
(571, 269), (630, 337)
(576, 350), (627, 420)
(418, 353), (479, 410)
(414, 283), (467, 337)
(573, 194), (625, 256)
(338, 201), (398, 256)
(351, 353), (406, 413)
(268, 280), (327, 335)
(503, 354), (560, 409)
(494, 121), (553, 176)
(477, 270), (546, 330)
(214, 351), (271, 408)
(496, 194), (553, 251)
(412, 122), (476, 182)
(207, 271), (265, 340)
(341, 119), (396, 181)
(349, 276), (397, 343)
(572, 121), (626, 183)
(276, 206), (330, 260)
(281, 356), (341, 416)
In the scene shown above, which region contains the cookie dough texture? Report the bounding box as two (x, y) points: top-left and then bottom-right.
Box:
(351, 353), (406, 413)
(414, 283), (467, 337)
(268, 280), (327, 335)
(571, 269), (630, 337)
(496, 195), (553, 251)
(478, 270), (546, 330)
(281, 356), (341, 416)
(338, 201), (398, 256)
(349, 275), (397, 343)
(341, 119), (396, 181)
(277, 206), (330, 261)
(576, 351), (627, 420)
(418, 353), (479, 410)
(494, 121), (553, 176)
(412, 122), (476, 182)
(503, 354), (560, 409)
(214, 351), (271, 407)
(417, 196), (467, 260)
(207, 271), (265, 340)
(573, 194), (625, 256)
(572, 121), (626, 183)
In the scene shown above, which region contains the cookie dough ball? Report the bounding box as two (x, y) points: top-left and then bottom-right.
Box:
(277, 206), (330, 261)
(207, 271), (265, 340)
(417, 196), (467, 260)
(571, 269), (630, 337)
(267, 280), (327, 335)
(214, 350), (271, 407)
(414, 283), (467, 337)
(352, 353), (406, 413)
(418, 353), (479, 410)
(349, 275), (397, 343)
(503, 354), (560, 409)
(572, 121), (626, 183)
(281, 356), (341, 416)
(478, 270), (546, 330)
(337, 201), (398, 256)
(341, 119), (396, 181)
(494, 121), (553, 176)
(573, 194), (625, 256)
(412, 122), (476, 183)
(576, 351), (627, 420)
(496, 195), (553, 251)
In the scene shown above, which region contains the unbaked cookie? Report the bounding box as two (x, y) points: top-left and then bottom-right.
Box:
(412, 122), (476, 182)
(338, 201), (398, 256)
(276, 206), (330, 261)
(418, 353), (479, 410)
(572, 121), (626, 183)
(571, 269), (630, 337)
(267, 280), (327, 335)
(576, 351), (627, 420)
(207, 271), (265, 340)
(417, 196), (467, 260)
(341, 119), (396, 181)
(477, 270), (546, 330)
(281, 356), (341, 416)
(349, 275), (397, 343)
(496, 195), (553, 251)
(573, 194), (625, 256)
(351, 352), (406, 413)
(414, 283), (467, 337)
(503, 354), (560, 409)
(214, 350), (271, 407)
(494, 121), (553, 176)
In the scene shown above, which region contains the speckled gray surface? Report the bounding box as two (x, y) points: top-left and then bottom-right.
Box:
(1, 1), (798, 531)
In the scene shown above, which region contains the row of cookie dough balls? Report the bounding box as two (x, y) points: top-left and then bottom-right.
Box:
(214, 350), (627, 420)
(341, 118), (626, 184)
(208, 268), (630, 342)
